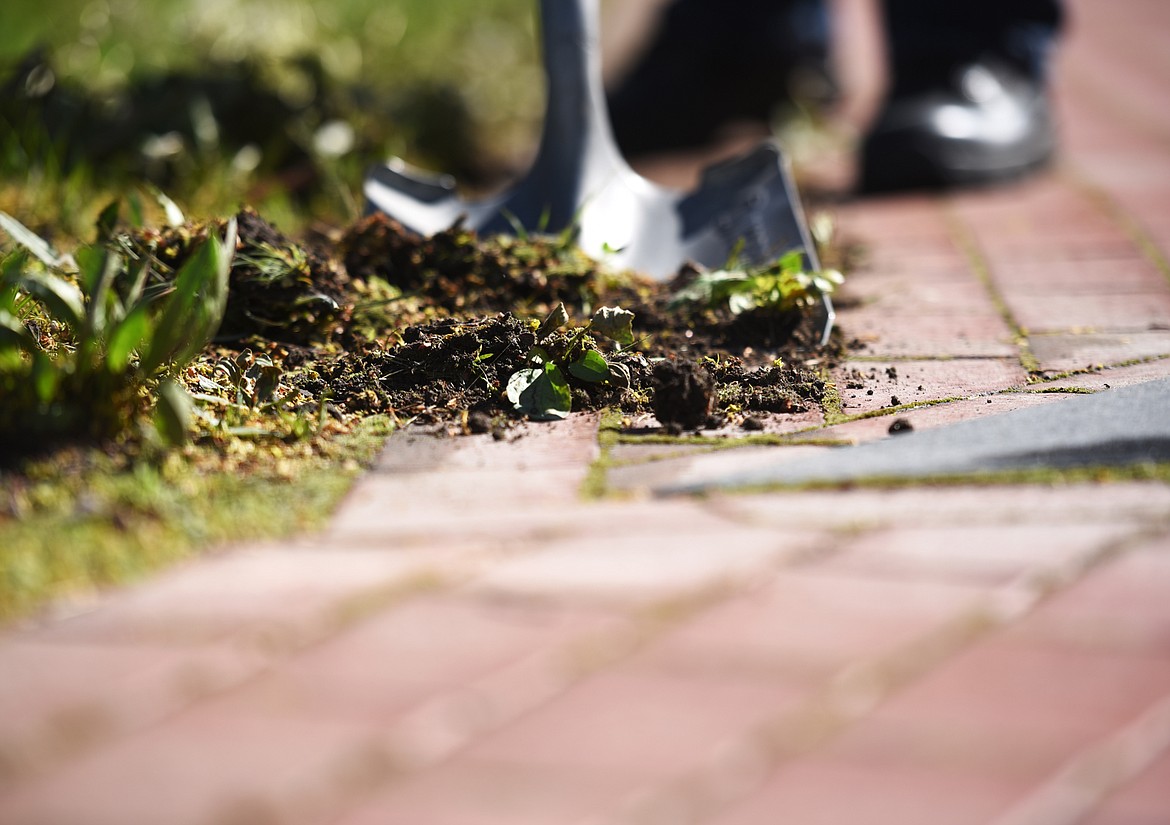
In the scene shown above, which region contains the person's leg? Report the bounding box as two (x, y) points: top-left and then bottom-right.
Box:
(859, 0), (1065, 192)
(883, 0), (1063, 86)
(607, 0), (834, 157)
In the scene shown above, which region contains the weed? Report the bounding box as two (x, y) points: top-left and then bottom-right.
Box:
(0, 209), (235, 451)
(669, 249), (843, 316)
(506, 304), (635, 420)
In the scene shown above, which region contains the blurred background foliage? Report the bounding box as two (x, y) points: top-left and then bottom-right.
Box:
(0, 0), (547, 234)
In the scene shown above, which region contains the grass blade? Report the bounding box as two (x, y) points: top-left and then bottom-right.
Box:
(0, 211), (72, 270)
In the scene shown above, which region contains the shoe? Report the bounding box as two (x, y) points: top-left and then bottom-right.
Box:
(858, 59), (1055, 193)
(607, 0), (837, 157)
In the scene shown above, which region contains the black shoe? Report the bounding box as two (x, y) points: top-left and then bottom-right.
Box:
(858, 59), (1055, 193)
(607, 0), (837, 157)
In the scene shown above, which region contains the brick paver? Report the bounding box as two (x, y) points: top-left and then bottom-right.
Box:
(4, 0), (1170, 822)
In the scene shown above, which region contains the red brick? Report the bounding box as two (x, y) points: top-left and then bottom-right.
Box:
(833, 198), (953, 242)
(1062, 50), (1170, 154)
(840, 312), (1018, 358)
(1004, 291), (1170, 334)
(848, 255), (973, 280)
(463, 667), (803, 781)
(861, 641), (1170, 761)
(229, 597), (621, 726)
(980, 236), (1147, 266)
(1000, 544), (1170, 656)
(806, 392), (1063, 445)
(991, 259), (1168, 295)
(841, 278), (1001, 317)
(607, 444), (829, 494)
(329, 469), (590, 544)
(469, 525), (826, 603)
(634, 571), (984, 683)
(1029, 333), (1170, 373)
(1033, 355), (1170, 389)
(1080, 749), (1170, 825)
(822, 523), (1136, 586)
(333, 758), (628, 825)
(373, 414), (599, 473)
(812, 642), (1170, 797)
(0, 699), (377, 825)
(709, 484), (1170, 532)
(820, 702), (1093, 785)
(833, 359), (1026, 415)
(709, 758), (1029, 825)
(32, 547), (441, 647)
(0, 640), (263, 778)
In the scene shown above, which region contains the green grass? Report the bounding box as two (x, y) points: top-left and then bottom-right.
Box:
(0, 415), (395, 621)
(1, 0), (543, 232)
(1, 0), (538, 110)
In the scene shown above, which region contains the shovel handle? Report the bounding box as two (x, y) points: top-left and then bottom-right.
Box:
(533, 0), (621, 171)
(539, 0), (602, 97)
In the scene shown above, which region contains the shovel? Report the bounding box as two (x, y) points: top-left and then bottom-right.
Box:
(364, 0), (834, 341)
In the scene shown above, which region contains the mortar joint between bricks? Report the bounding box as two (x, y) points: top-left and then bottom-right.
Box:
(941, 203), (1036, 374)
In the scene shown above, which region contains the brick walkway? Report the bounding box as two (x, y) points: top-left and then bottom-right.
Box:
(4, 0), (1170, 823)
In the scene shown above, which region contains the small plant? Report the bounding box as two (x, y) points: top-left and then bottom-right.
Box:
(506, 304), (635, 420)
(670, 249), (843, 316)
(0, 209), (236, 450)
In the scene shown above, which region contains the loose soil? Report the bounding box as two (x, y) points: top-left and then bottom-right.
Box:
(140, 210), (839, 434)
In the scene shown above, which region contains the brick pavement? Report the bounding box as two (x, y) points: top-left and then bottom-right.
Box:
(4, 0), (1170, 822)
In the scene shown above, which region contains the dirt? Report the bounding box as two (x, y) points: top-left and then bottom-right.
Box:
(142, 210), (840, 433)
(132, 207), (349, 344)
(652, 360), (715, 431)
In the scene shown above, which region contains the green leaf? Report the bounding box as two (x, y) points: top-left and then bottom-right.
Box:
(528, 345), (552, 366)
(777, 249), (805, 273)
(106, 304), (151, 371)
(537, 302), (569, 340)
(590, 306), (635, 347)
(126, 192), (145, 228)
(812, 269), (845, 292)
(120, 255), (151, 308)
(0, 308), (36, 352)
(607, 361), (632, 389)
(0, 211), (72, 270)
(668, 269), (747, 309)
(94, 200), (120, 242)
(507, 363), (571, 420)
(506, 367), (542, 407)
(1, 249), (31, 302)
(250, 362), (282, 406)
(15, 271), (86, 333)
(149, 186), (186, 227)
(728, 291), (758, 316)
(722, 237), (746, 270)
(75, 245), (105, 296)
(30, 350), (59, 404)
(140, 219), (235, 374)
(568, 349), (609, 383)
(75, 246), (123, 334)
(154, 378), (192, 446)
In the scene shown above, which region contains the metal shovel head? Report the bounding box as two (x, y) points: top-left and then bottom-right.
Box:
(364, 0), (832, 338)
(365, 141), (814, 276)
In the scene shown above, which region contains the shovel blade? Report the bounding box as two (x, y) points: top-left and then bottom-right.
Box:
(366, 141), (817, 275)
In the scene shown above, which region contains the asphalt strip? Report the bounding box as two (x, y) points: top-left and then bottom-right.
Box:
(659, 377), (1170, 494)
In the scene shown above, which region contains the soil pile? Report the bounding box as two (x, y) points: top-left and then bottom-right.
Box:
(153, 210), (838, 432)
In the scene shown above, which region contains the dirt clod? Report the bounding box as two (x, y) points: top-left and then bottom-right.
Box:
(742, 416), (765, 431)
(888, 418), (914, 435)
(652, 360), (715, 430)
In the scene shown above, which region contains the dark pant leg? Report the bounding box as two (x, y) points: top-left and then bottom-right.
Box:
(882, 0), (1065, 87)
